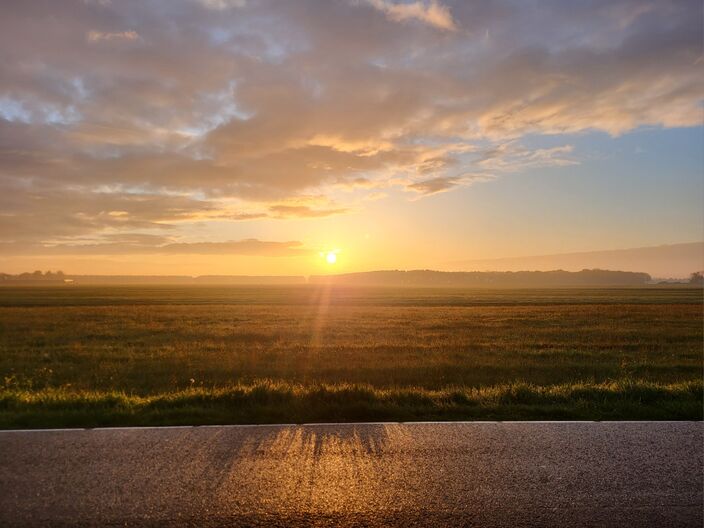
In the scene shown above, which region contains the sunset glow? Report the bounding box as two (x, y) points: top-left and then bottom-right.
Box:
(0, 0), (701, 277)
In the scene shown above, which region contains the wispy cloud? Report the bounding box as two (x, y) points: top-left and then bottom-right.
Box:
(0, 239), (309, 257)
(86, 30), (139, 42)
(365, 0), (457, 31)
(268, 205), (349, 218)
(476, 143), (577, 171)
(196, 0), (246, 10)
(407, 176), (463, 196)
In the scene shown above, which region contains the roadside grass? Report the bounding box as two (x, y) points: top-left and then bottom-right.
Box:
(0, 286), (701, 427)
(1, 379), (701, 428)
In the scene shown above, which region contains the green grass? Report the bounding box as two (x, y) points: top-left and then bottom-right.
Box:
(0, 286), (701, 427)
(1, 379), (701, 428)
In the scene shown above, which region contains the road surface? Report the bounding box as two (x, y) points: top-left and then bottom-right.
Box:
(0, 422), (701, 527)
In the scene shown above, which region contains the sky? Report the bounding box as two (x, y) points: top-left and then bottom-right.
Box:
(0, 0), (702, 276)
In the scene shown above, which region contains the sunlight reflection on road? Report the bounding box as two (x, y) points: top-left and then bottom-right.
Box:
(216, 424), (423, 516)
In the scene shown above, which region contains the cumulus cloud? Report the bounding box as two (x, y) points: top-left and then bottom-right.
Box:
(0, 0), (702, 255)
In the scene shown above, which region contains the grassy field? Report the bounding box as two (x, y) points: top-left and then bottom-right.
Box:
(0, 285), (701, 427)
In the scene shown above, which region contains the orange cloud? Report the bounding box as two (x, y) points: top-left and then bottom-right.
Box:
(86, 30), (139, 42)
(268, 205), (349, 218)
(1, 239), (310, 257)
(407, 176), (462, 196)
(365, 0), (457, 31)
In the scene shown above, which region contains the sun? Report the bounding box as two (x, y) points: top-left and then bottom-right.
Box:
(326, 251), (337, 264)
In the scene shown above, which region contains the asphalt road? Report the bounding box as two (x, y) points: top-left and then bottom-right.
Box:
(0, 422), (701, 527)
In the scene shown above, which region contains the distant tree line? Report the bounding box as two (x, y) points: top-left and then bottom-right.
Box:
(0, 270), (66, 281)
(1, 270), (702, 287)
(310, 269), (655, 287)
(310, 269), (704, 288)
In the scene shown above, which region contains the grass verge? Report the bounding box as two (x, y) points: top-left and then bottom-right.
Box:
(1, 379), (701, 429)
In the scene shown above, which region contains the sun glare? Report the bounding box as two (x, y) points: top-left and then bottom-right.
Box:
(326, 251), (337, 264)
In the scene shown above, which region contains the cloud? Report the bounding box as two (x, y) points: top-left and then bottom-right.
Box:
(0, 0), (701, 254)
(0, 238), (309, 257)
(475, 143), (577, 171)
(228, 212), (268, 221)
(224, 205), (349, 220)
(158, 239), (307, 256)
(268, 204), (349, 218)
(365, 0), (457, 31)
(407, 176), (462, 196)
(0, 179), (216, 244)
(86, 30), (139, 42)
(196, 0), (246, 10)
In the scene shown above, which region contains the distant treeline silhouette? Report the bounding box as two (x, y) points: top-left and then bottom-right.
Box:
(0, 270), (66, 282)
(0, 273), (306, 285)
(309, 269), (653, 287)
(4, 269), (700, 287)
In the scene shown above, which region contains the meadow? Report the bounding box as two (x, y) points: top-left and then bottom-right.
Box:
(0, 286), (701, 428)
